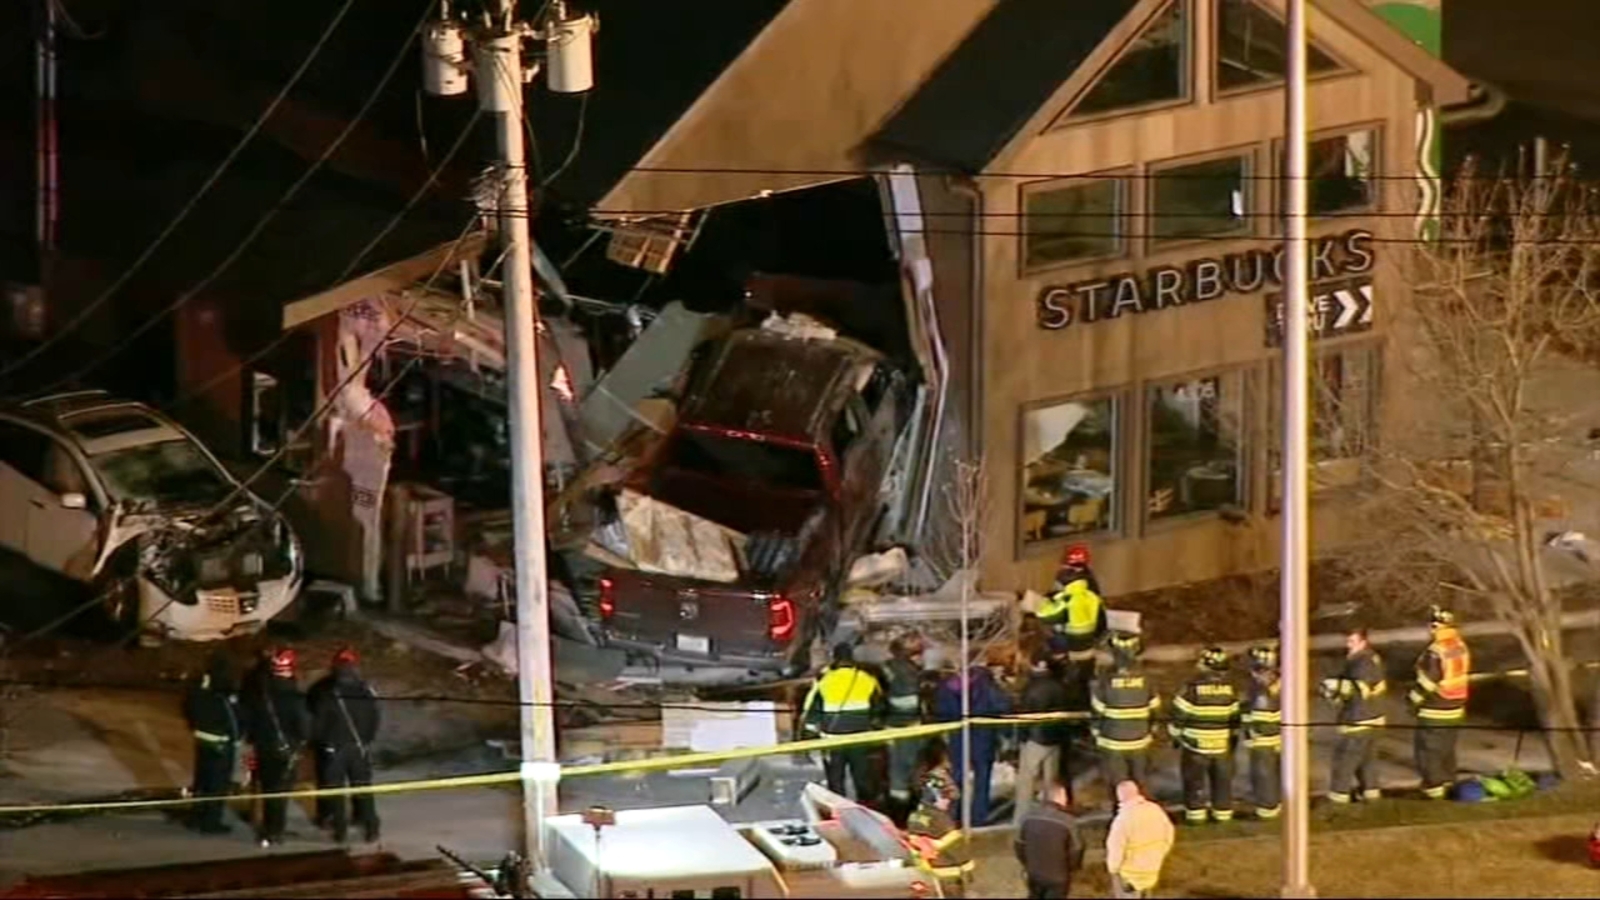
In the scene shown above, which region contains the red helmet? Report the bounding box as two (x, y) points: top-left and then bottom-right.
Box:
(1063, 544), (1090, 568)
(270, 647), (297, 678)
(332, 645), (360, 668)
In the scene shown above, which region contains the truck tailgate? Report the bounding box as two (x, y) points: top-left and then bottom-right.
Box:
(602, 569), (777, 661)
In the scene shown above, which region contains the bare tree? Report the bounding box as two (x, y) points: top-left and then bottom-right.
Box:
(1337, 152), (1600, 777)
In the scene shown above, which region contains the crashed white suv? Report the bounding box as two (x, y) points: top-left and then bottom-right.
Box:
(0, 391), (303, 642)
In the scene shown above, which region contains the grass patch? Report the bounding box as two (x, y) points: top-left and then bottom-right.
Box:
(970, 782), (1600, 897)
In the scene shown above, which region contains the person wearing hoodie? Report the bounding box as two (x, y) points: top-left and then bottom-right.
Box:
(932, 656), (1012, 827)
(183, 653), (241, 834)
(308, 645), (382, 843)
(242, 646), (310, 848)
(1104, 781), (1174, 899)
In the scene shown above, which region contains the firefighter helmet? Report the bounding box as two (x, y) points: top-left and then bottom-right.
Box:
(269, 647), (297, 678)
(1429, 605), (1457, 628)
(1249, 643), (1280, 671)
(1199, 646), (1230, 672)
(1108, 631), (1143, 661)
(1062, 544), (1091, 568)
(332, 645), (360, 667)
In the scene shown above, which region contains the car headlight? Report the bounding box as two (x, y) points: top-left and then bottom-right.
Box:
(277, 518), (303, 580)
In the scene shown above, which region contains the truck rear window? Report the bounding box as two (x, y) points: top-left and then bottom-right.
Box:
(666, 431), (822, 493)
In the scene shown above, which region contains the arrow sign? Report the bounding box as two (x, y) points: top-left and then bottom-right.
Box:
(1264, 279), (1374, 347)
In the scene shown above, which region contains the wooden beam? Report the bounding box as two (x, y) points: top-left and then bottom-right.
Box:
(280, 231), (489, 331)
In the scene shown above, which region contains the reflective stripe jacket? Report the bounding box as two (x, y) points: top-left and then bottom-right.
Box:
(883, 656), (924, 726)
(1323, 648), (1387, 732)
(1038, 578), (1107, 655)
(1170, 671), (1240, 755)
(1091, 665), (1160, 752)
(802, 665), (886, 735)
(1242, 675), (1282, 750)
(1411, 628), (1470, 722)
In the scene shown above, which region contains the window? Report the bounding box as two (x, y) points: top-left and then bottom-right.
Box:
(1071, 0), (1189, 118)
(1020, 396), (1118, 545)
(1307, 131), (1376, 215)
(41, 442), (90, 500)
(89, 439), (235, 506)
(1268, 343), (1379, 508)
(663, 431), (823, 493)
(1150, 155), (1250, 244)
(1146, 373), (1246, 521)
(1023, 179), (1124, 268)
(0, 422), (53, 485)
(711, 889), (743, 900)
(1216, 0), (1342, 92)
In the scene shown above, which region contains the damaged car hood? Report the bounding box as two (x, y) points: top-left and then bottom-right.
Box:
(93, 499), (275, 576)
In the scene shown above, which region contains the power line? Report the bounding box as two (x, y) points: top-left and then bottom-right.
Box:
(598, 164), (1585, 182)
(0, 0), (362, 386)
(14, 0), (464, 401)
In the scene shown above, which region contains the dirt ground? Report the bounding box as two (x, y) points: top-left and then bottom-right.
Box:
(1114, 561), (1600, 646)
(970, 809), (1600, 898)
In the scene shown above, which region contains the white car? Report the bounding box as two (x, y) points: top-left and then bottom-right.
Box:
(0, 391), (303, 642)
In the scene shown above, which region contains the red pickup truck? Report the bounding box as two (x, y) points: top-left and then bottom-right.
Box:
(597, 326), (910, 676)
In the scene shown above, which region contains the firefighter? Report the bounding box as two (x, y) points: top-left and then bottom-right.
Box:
(308, 646), (382, 843)
(1242, 644), (1283, 820)
(1170, 647), (1241, 824)
(801, 642), (887, 804)
(243, 646), (311, 847)
(1036, 544), (1107, 670)
(905, 758), (973, 894)
(183, 653), (241, 835)
(1410, 606), (1470, 799)
(1090, 631), (1159, 801)
(1320, 626), (1387, 803)
(884, 633), (928, 813)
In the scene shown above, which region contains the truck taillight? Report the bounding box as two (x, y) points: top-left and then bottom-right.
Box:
(598, 577), (615, 620)
(767, 594), (796, 643)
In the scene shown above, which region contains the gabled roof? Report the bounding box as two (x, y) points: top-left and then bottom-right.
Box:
(873, 0), (1140, 173)
(872, 0), (1473, 174)
(532, 0), (793, 207)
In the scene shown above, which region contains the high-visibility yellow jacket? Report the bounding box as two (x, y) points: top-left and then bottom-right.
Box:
(1037, 578), (1107, 655)
(1411, 628), (1470, 722)
(802, 665), (885, 735)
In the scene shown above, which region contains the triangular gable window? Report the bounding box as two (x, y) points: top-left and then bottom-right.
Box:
(1068, 0), (1190, 119)
(1216, 0), (1345, 92)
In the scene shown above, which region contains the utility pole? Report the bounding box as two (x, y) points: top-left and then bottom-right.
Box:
(423, 0), (596, 877)
(1280, 0), (1315, 896)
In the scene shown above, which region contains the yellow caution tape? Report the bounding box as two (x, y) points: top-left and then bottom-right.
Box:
(0, 713), (1087, 817)
(3, 658), (1579, 818)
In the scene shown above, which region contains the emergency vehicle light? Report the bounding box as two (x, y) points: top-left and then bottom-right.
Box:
(598, 577), (616, 619)
(767, 594), (796, 643)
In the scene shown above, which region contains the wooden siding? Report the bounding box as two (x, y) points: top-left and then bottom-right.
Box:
(974, 8), (1425, 595)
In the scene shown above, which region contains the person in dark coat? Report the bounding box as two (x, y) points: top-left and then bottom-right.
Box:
(242, 646), (310, 847)
(183, 653), (241, 834)
(1015, 651), (1073, 822)
(932, 660), (1013, 827)
(308, 645), (382, 843)
(1015, 781), (1086, 899)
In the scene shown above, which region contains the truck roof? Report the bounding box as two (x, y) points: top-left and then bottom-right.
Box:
(545, 805), (774, 884)
(680, 330), (879, 440)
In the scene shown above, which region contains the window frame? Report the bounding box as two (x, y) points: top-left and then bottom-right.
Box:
(1210, 0), (1356, 100)
(1271, 124), (1383, 223)
(1141, 364), (1254, 529)
(1145, 145), (1259, 253)
(1018, 171), (1133, 276)
(0, 419), (57, 488)
(1061, 0), (1196, 125)
(1264, 338), (1382, 513)
(1016, 389), (1128, 557)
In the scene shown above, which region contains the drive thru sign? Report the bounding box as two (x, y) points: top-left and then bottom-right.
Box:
(1265, 279), (1374, 346)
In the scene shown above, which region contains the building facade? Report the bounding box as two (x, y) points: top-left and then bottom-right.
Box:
(589, 0), (1472, 596)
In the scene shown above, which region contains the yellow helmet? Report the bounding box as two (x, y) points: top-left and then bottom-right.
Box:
(1429, 605), (1457, 628)
(1249, 644), (1280, 671)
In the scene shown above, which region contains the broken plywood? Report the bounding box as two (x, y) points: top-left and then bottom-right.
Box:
(618, 488), (746, 583)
